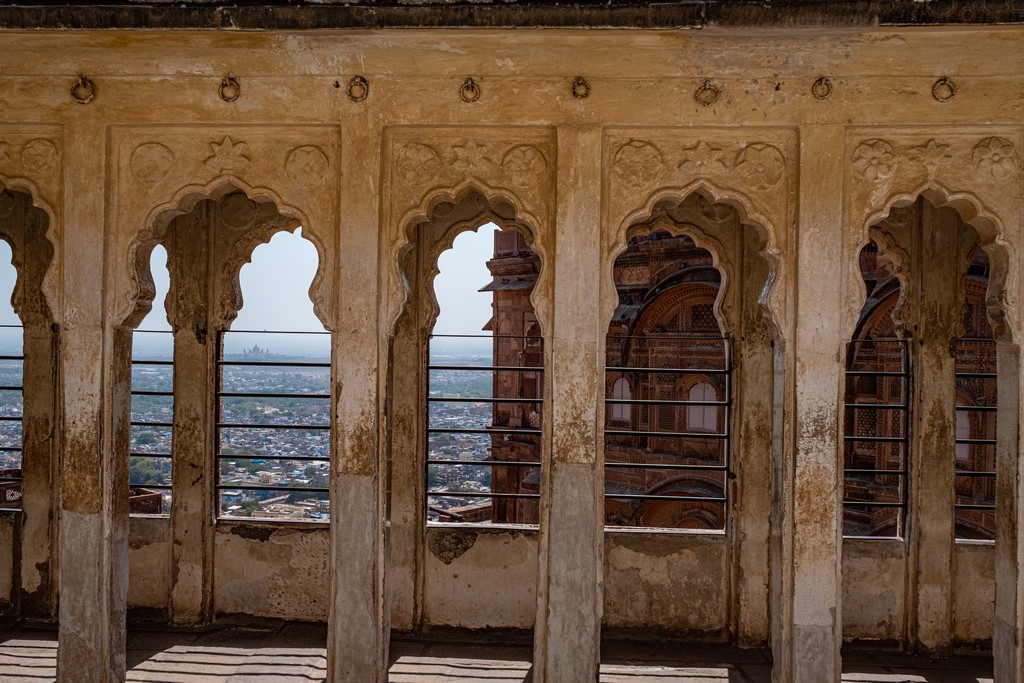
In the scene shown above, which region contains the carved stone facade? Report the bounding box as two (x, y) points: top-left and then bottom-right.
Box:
(0, 22), (1023, 683)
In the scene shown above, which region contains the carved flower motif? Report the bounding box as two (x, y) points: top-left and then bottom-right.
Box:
(0, 142), (11, 167)
(972, 137), (1018, 181)
(909, 139), (951, 176)
(501, 145), (546, 188)
(853, 139), (897, 180)
(21, 138), (58, 176)
(130, 142), (176, 186)
(678, 140), (728, 175)
(205, 136), (250, 173)
(285, 145), (329, 185)
(613, 141), (663, 187)
(395, 143), (441, 186)
(451, 140), (492, 174)
(734, 143), (785, 190)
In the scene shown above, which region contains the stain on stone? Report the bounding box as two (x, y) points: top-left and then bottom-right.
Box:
(428, 529), (477, 564)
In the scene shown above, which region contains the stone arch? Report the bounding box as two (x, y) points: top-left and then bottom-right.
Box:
(123, 179), (328, 332)
(392, 184), (551, 341)
(0, 180), (57, 327)
(608, 183), (783, 343)
(848, 186), (1012, 344)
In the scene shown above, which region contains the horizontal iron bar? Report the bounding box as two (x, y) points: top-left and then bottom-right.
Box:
(131, 421), (173, 428)
(0, 356), (23, 362)
(606, 366), (729, 374)
(218, 360), (330, 368)
(604, 461), (727, 471)
(0, 416), (22, 422)
(131, 390), (174, 397)
(427, 459), (540, 467)
(216, 484), (330, 493)
(217, 453), (330, 462)
(955, 372), (998, 379)
(844, 403), (908, 410)
(604, 494), (726, 503)
(431, 334), (541, 340)
(842, 501), (906, 508)
(843, 435), (905, 443)
(428, 396), (542, 404)
(845, 370), (908, 377)
(132, 360), (174, 366)
(429, 364), (543, 372)
(844, 468), (907, 476)
(226, 329), (329, 335)
(954, 503), (996, 510)
(129, 484), (170, 490)
(219, 391), (331, 399)
(218, 423), (329, 430)
(605, 429), (727, 439)
(956, 438), (997, 445)
(955, 470), (996, 478)
(0, 386), (23, 392)
(606, 398), (729, 406)
(129, 452), (173, 458)
(428, 427), (541, 435)
(428, 491), (540, 499)
(955, 404), (997, 412)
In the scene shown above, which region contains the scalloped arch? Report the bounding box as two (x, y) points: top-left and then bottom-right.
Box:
(122, 176), (331, 331)
(851, 183), (1014, 343)
(0, 174), (60, 325)
(608, 181), (783, 342)
(388, 181), (550, 339)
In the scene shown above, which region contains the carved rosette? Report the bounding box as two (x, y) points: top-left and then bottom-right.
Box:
(389, 131), (554, 230)
(847, 131), (1021, 233)
(0, 130), (62, 215)
(111, 126), (342, 329)
(606, 132), (795, 256)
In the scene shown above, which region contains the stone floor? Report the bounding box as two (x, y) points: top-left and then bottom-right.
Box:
(0, 621), (995, 682)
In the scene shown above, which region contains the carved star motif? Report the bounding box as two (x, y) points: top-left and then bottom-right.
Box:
(205, 136), (250, 174)
(909, 139), (951, 177)
(451, 140), (492, 174)
(678, 140), (727, 174)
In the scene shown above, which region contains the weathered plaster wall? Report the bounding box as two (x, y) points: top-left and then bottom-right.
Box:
(842, 540), (906, 643)
(0, 513), (14, 614)
(127, 518), (171, 612)
(422, 529), (538, 630)
(213, 524), (329, 621)
(604, 533), (727, 636)
(953, 542), (995, 645)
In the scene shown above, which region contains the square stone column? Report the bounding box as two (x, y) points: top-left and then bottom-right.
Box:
(773, 124), (844, 683)
(533, 125), (603, 683)
(56, 125), (128, 683)
(994, 341), (1023, 680)
(327, 123), (387, 682)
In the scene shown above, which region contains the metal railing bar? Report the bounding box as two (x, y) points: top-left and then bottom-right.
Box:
(218, 422), (330, 430)
(604, 461), (727, 471)
(427, 427), (541, 436)
(604, 494), (727, 502)
(429, 364), (543, 372)
(219, 391), (331, 399)
(605, 429), (727, 439)
(427, 459), (540, 467)
(428, 491), (540, 499)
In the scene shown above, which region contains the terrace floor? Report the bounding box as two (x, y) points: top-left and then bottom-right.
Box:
(0, 620), (995, 682)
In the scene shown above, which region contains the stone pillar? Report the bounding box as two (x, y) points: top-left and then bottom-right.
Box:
(327, 124), (387, 682)
(993, 341), (1022, 680)
(906, 201), (962, 654)
(732, 228), (773, 646)
(773, 125), (843, 682)
(57, 124), (128, 683)
(167, 210), (214, 625)
(533, 126), (603, 683)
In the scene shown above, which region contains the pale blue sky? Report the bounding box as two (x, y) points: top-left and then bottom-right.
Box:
(136, 223), (498, 336)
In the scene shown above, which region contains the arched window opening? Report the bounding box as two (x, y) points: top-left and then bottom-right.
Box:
(604, 230), (730, 530)
(129, 245), (173, 515)
(609, 377), (631, 422)
(216, 228), (330, 521)
(686, 381), (719, 432)
(0, 241), (22, 510)
(953, 248), (996, 540)
(844, 239), (909, 538)
(426, 223), (544, 526)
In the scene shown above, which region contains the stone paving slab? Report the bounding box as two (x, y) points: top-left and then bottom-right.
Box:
(0, 625), (998, 683)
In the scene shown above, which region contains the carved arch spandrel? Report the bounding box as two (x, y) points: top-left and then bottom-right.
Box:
(843, 129), (1021, 343)
(110, 126), (341, 331)
(603, 130), (795, 345)
(0, 126), (64, 326)
(382, 128), (557, 339)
